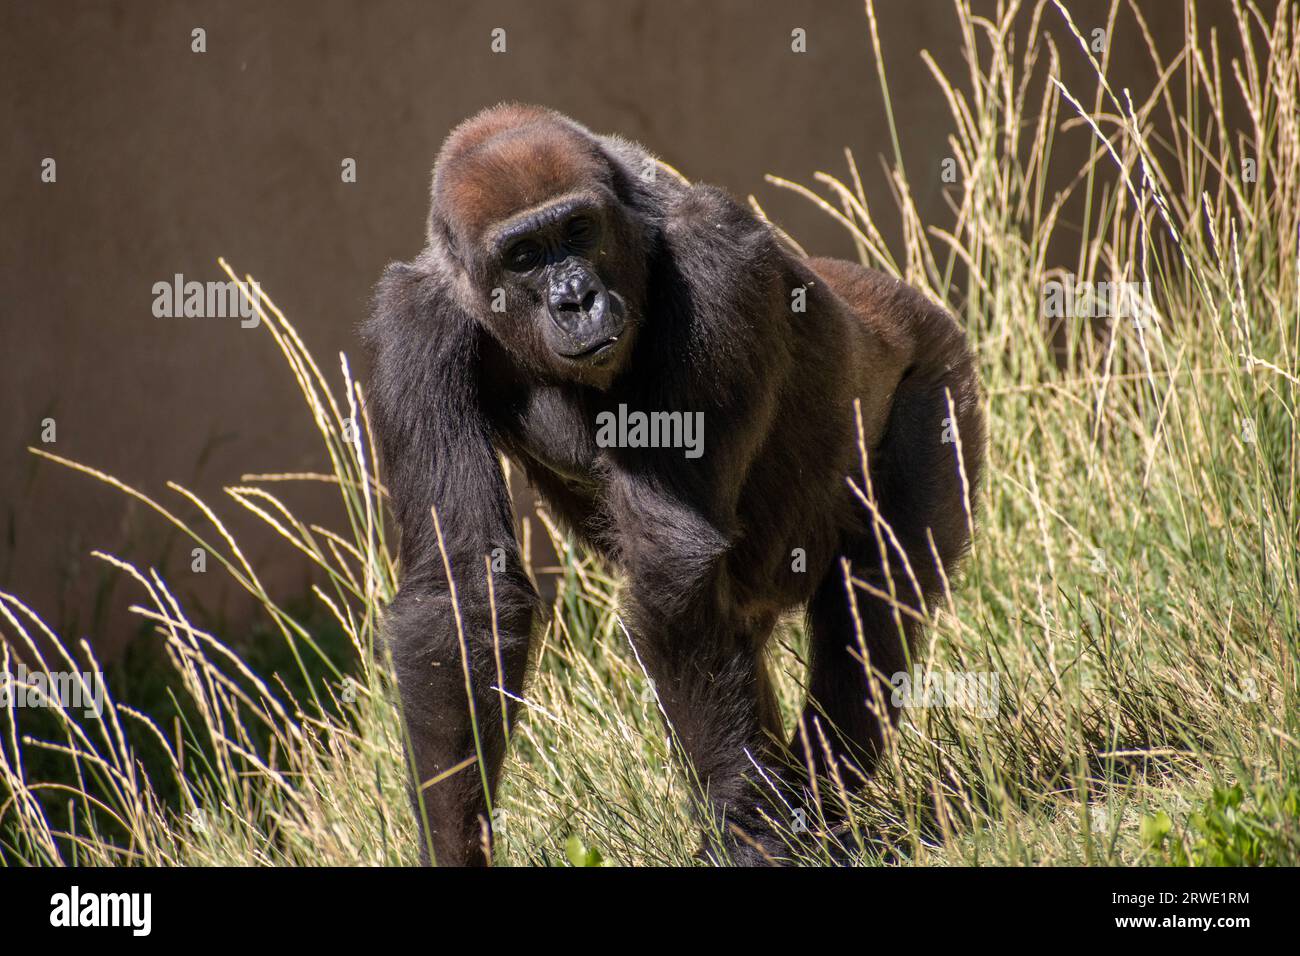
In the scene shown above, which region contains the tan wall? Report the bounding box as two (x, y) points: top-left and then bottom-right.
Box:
(0, 0), (1215, 656)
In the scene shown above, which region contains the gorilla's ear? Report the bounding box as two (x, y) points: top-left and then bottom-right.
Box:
(426, 204), (472, 277)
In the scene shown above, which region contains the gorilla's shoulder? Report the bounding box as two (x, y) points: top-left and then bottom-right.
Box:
(664, 182), (754, 229)
(661, 183), (778, 264)
(363, 256), (465, 347)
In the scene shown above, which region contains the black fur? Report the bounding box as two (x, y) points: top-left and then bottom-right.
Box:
(362, 105), (985, 866)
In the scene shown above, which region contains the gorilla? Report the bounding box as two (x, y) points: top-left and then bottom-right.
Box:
(363, 104), (984, 866)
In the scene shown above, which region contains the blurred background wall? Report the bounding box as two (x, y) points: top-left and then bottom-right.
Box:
(0, 0), (1233, 658)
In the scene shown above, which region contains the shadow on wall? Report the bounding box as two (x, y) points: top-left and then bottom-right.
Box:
(0, 0), (1213, 658)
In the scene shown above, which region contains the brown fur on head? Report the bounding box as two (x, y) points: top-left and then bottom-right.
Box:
(429, 104), (613, 254)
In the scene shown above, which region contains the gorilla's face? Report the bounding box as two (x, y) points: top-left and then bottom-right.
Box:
(476, 189), (643, 389)
(427, 111), (652, 390)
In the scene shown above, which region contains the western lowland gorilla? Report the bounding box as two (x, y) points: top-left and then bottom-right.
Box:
(363, 104), (984, 866)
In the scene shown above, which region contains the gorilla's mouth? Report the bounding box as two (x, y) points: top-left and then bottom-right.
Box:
(562, 333), (622, 362)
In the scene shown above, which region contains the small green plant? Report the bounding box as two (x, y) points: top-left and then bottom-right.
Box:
(1139, 811), (1173, 852)
(1160, 783), (1300, 866)
(565, 835), (605, 867)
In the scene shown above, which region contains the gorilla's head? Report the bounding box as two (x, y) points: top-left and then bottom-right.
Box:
(427, 104), (654, 389)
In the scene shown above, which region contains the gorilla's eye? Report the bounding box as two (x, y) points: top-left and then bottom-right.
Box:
(564, 216), (598, 249)
(504, 239), (542, 272)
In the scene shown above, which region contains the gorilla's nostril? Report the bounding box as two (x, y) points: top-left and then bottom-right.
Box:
(557, 290), (599, 315)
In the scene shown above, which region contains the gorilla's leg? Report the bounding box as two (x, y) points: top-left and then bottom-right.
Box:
(792, 563), (916, 786)
(387, 561), (536, 867)
(626, 606), (795, 866)
(792, 359), (981, 788)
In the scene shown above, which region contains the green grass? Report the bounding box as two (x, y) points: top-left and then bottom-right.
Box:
(2, 0), (1298, 866)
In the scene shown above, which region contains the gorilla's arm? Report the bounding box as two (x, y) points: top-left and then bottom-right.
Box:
(364, 259), (539, 866)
